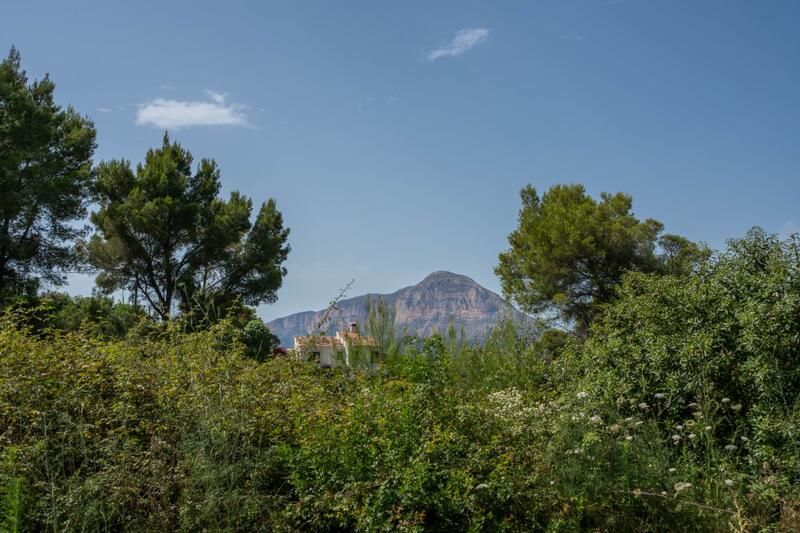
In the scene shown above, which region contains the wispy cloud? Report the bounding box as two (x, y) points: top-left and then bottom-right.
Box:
(158, 84), (175, 91)
(135, 91), (249, 129)
(206, 90), (228, 104)
(96, 107), (112, 113)
(427, 27), (490, 61)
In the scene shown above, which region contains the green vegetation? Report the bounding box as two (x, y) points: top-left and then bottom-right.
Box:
(0, 47), (96, 301)
(88, 134), (290, 321)
(1, 230), (799, 531)
(496, 184), (708, 334)
(1, 46), (798, 531)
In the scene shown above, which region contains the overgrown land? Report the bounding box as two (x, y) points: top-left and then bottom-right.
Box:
(2, 48), (800, 531)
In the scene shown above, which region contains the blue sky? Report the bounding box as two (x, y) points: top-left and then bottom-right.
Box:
(4, 0), (799, 319)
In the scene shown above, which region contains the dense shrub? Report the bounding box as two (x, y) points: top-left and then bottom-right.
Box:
(6, 292), (147, 339)
(1, 229), (799, 531)
(583, 229), (800, 482)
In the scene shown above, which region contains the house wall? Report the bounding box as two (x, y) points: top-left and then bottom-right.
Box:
(294, 335), (378, 370)
(318, 347), (342, 368)
(343, 343), (380, 370)
(294, 344), (346, 368)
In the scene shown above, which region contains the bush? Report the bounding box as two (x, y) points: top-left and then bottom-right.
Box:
(1, 229), (799, 530)
(6, 292), (148, 339)
(242, 318), (280, 361)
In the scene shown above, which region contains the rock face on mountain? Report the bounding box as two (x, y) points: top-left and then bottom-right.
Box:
(267, 271), (524, 346)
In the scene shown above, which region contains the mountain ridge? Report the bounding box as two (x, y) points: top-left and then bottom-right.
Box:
(267, 271), (524, 345)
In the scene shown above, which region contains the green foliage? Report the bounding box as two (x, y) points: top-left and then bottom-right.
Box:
(365, 296), (399, 359)
(1, 229), (798, 531)
(241, 318), (279, 361)
(45, 292), (144, 338)
(87, 134), (290, 320)
(4, 292), (147, 339)
(0, 314), (317, 530)
(496, 184), (707, 333)
(1, 448), (26, 533)
(583, 228), (800, 479)
(0, 47), (97, 301)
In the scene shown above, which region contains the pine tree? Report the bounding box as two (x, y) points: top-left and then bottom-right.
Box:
(88, 134), (290, 320)
(0, 47), (96, 300)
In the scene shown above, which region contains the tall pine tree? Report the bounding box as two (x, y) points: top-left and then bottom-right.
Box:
(0, 47), (96, 300)
(88, 134), (290, 320)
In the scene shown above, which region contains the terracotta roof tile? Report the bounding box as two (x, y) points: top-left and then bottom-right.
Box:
(293, 330), (379, 348)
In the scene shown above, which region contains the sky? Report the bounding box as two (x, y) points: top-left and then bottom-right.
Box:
(3, 0), (799, 320)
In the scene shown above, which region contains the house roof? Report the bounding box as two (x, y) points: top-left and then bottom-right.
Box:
(336, 331), (379, 346)
(293, 335), (341, 348)
(294, 330), (379, 349)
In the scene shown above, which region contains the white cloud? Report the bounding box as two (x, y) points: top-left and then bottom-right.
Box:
(205, 90), (228, 104)
(136, 92), (248, 129)
(96, 107), (112, 113)
(428, 27), (490, 61)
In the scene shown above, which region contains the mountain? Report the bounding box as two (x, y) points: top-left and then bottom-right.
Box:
(266, 271), (525, 346)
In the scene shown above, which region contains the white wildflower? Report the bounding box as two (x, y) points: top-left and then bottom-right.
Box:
(638, 402), (649, 410)
(676, 425), (684, 430)
(589, 415), (603, 425)
(654, 393), (666, 399)
(672, 434), (681, 442)
(688, 433), (696, 440)
(625, 435), (634, 441)
(674, 482), (692, 493)
(693, 411), (703, 419)
(577, 391), (589, 399)
(487, 387), (532, 435)
(609, 424), (621, 434)
(724, 479), (734, 486)
(721, 398), (730, 403)
(725, 444), (738, 451)
(668, 467), (677, 473)
(731, 404), (742, 412)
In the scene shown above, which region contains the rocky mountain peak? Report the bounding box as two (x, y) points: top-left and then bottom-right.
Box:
(266, 272), (523, 346)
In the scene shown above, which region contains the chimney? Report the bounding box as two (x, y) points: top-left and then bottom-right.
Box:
(349, 321), (358, 334)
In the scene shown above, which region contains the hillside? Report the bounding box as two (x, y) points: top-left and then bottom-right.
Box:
(266, 271), (524, 345)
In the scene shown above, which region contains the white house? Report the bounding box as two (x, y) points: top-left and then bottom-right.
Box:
(293, 322), (380, 369)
